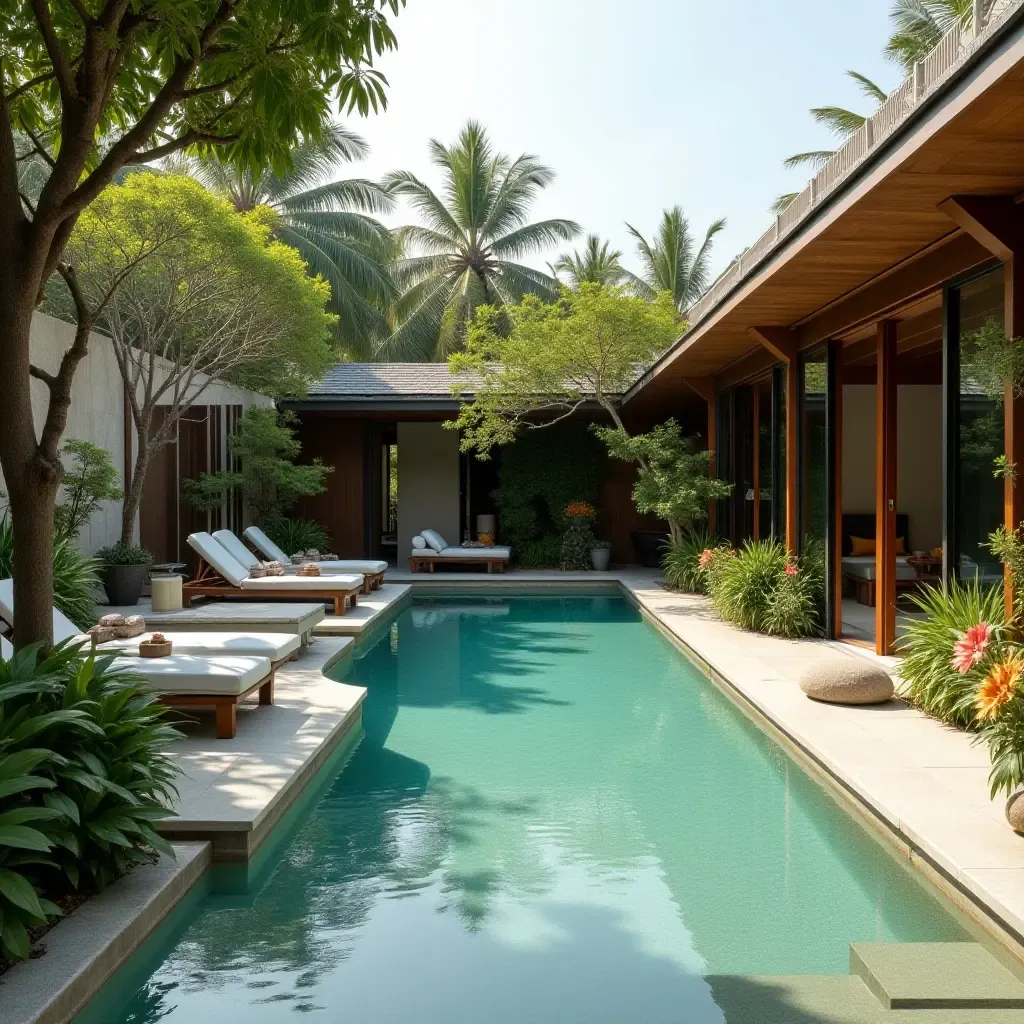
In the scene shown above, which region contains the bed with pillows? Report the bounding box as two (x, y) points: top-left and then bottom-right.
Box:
(409, 530), (512, 573)
(840, 513), (919, 604)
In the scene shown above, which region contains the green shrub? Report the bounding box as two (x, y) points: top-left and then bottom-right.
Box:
(0, 642), (180, 961)
(898, 580), (1007, 728)
(662, 526), (720, 593)
(706, 538), (820, 638)
(96, 541), (152, 566)
(54, 439), (123, 540)
(266, 517), (330, 556)
(979, 685), (1024, 800)
(0, 514), (100, 630)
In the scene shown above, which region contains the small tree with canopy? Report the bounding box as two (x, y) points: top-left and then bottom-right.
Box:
(449, 284), (732, 543)
(54, 172), (336, 545)
(0, 0), (404, 648)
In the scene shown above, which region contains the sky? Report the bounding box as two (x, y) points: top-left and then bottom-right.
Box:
(348, 0), (900, 279)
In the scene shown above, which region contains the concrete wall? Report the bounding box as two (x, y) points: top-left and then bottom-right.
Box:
(397, 421), (460, 555)
(841, 383), (943, 552)
(0, 313), (270, 555)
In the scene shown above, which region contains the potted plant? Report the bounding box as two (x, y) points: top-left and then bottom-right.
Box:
(562, 502), (596, 570)
(96, 542), (152, 606)
(590, 540), (612, 571)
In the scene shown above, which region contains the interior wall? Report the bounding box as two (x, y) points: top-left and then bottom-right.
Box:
(397, 422), (460, 554)
(841, 383), (943, 552)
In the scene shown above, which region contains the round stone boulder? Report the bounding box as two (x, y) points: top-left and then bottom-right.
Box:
(1006, 791), (1024, 833)
(798, 659), (895, 705)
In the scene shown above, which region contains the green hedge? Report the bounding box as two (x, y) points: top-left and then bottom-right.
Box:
(493, 424), (605, 567)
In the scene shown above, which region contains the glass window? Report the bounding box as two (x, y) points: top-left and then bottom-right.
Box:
(957, 271), (1005, 583)
(757, 378), (773, 539)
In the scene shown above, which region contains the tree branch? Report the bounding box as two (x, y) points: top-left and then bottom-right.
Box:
(28, 0), (75, 98)
(28, 364), (57, 388)
(5, 69), (57, 102)
(124, 129), (237, 164)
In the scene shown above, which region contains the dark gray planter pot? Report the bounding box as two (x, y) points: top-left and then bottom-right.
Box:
(101, 563), (150, 606)
(590, 547), (612, 571)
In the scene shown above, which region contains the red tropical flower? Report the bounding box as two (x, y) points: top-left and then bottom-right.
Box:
(951, 622), (992, 675)
(784, 562), (798, 577)
(698, 548), (715, 571)
(975, 655), (1023, 721)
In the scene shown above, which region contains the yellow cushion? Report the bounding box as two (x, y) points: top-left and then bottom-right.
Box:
(895, 536), (907, 555)
(850, 536), (875, 556)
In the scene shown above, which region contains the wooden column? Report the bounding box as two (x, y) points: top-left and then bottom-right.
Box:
(831, 344), (844, 640)
(876, 321), (898, 656)
(939, 196), (1024, 613)
(752, 385), (761, 540)
(750, 327), (800, 554)
(683, 376), (718, 531)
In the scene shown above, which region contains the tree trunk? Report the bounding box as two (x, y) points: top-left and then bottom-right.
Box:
(0, 281), (61, 651)
(121, 419), (154, 546)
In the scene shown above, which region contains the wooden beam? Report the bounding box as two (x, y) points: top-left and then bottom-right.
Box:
(750, 326), (798, 364)
(786, 358), (799, 554)
(876, 321), (898, 656)
(681, 376), (716, 404)
(938, 195), (1023, 263)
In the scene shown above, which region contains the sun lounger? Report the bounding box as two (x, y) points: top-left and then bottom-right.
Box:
(76, 630), (300, 670)
(139, 603), (324, 645)
(241, 527), (388, 592)
(184, 533), (362, 616)
(409, 530), (511, 573)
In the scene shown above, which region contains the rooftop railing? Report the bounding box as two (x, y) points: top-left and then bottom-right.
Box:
(682, 0), (1022, 334)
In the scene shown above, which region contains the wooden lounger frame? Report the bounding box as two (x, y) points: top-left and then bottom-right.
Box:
(408, 553), (508, 574)
(183, 558), (360, 616)
(160, 669), (275, 739)
(358, 570), (385, 593)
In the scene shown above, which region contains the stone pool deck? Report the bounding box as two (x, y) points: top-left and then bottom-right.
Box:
(616, 571), (1024, 961)
(157, 635), (365, 860)
(313, 581), (411, 635)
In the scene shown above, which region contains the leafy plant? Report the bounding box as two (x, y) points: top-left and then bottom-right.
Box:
(706, 539), (820, 638)
(662, 527), (721, 593)
(961, 317), (1024, 402)
(96, 543), (152, 567)
(561, 509), (595, 571)
(185, 408), (331, 529)
(0, 515), (100, 631)
(0, 643), (180, 961)
(54, 440), (123, 540)
(597, 419), (733, 544)
(265, 519), (331, 558)
(988, 523), (1024, 616)
(898, 580), (1008, 728)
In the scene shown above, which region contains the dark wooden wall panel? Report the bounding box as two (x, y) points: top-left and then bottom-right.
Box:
(599, 459), (663, 566)
(292, 416), (366, 557)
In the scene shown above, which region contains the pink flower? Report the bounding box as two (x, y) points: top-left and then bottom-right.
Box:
(698, 549), (715, 571)
(951, 622), (992, 674)
(784, 562), (798, 577)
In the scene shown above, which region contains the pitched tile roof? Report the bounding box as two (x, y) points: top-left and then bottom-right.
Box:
(305, 363), (480, 401)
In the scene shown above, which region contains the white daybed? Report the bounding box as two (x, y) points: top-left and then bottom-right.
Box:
(240, 527), (387, 592)
(408, 530), (512, 573)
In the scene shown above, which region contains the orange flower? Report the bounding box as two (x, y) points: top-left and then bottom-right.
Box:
(565, 502), (596, 519)
(975, 656), (1024, 722)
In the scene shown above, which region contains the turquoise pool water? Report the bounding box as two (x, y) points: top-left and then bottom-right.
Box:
(79, 595), (967, 1023)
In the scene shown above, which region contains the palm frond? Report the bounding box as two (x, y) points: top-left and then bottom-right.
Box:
(282, 209), (394, 250)
(771, 193), (800, 215)
(489, 219), (580, 259)
(783, 150), (836, 170)
(846, 70), (889, 104)
(490, 261), (562, 302)
(382, 170), (467, 245)
(810, 105), (868, 138)
(278, 178), (394, 216)
(395, 224), (462, 257)
(380, 275), (460, 361)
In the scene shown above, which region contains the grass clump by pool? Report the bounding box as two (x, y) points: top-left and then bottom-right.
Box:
(79, 595), (968, 1024)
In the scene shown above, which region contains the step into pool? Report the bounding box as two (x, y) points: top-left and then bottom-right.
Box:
(78, 595), (972, 1023)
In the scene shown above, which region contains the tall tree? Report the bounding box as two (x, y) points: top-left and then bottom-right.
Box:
(623, 208), (726, 312)
(381, 121), (580, 360)
(0, 0), (403, 649)
(885, 0), (975, 72)
(57, 173), (335, 544)
(550, 234), (626, 289)
(173, 122), (396, 356)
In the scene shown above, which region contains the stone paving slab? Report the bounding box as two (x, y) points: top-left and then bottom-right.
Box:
(851, 942), (1024, 1008)
(157, 636), (365, 859)
(617, 572), (1024, 958)
(0, 842), (210, 1024)
(313, 582), (411, 635)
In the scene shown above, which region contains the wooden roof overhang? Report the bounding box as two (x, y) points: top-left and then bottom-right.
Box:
(625, 11), (1024, 407)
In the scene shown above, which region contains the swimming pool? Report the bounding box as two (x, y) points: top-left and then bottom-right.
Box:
(78, 595), (968, 1022)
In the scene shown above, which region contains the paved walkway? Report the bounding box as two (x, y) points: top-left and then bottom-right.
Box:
(616, 571), (1024, 957)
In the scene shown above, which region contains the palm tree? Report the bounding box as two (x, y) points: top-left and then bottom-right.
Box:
(177, 122), (396, 356)
(381, 121), (580, 360)
(550, 234), (625, 288)
(885, 0), (974, 72)
(622, 207), (726, 312)
(773, 71), (888, 214)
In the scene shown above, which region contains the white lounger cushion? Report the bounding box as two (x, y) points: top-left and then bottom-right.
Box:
(842, 556), (917, 582)
(79, 631), (300, 662)
(237, 527), (386, 575)
(0, 578), (79, 643)
(110, 654), (271, 696)
(1, 635), (11, 659)
(188, 533), (362, 590)
(213, 529), (265, 569)
(421, 529), (448, 553)
(411, 546), (511, 559)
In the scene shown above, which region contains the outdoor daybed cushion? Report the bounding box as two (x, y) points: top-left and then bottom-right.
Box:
(240, 527), (387, 576)
(0, 578), (81, 643)
(109, 654), (272, 696)
(841, 556), (917, 582)
(409, 546), (512, 560)
(188, 533), (363, 592)
(76, 630), (300, 663)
